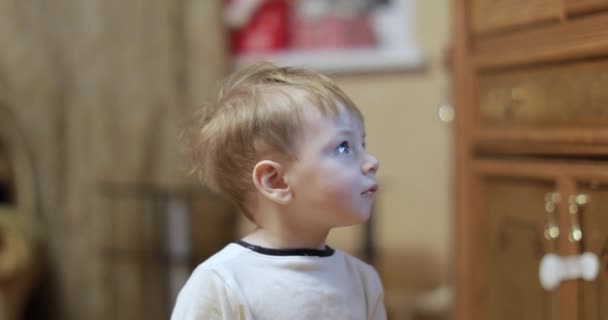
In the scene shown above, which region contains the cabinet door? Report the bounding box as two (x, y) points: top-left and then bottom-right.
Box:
(479, 175), (560, 320)
(577, 181), (608, 320)
(471, 0), (562, 34)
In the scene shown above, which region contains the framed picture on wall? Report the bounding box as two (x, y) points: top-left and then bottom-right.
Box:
(224, 0), (424, 73)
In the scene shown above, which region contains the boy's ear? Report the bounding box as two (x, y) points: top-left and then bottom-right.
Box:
(252, 160), (292, 204)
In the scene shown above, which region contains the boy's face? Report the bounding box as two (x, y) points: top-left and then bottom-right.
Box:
(284, 104), (380, 229)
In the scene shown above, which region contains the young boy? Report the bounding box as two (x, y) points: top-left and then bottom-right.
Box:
(172, 62), (385, 319)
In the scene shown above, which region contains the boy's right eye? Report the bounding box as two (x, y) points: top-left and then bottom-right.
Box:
(336, 141), (351, 154)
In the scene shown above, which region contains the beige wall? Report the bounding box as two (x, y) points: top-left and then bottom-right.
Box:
(329, 0), (452, 288)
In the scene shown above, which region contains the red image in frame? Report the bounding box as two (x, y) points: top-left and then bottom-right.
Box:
(225, 0), (290, 55)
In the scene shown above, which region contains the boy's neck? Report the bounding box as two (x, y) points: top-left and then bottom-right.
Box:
(245, 199), (331, 250)
(241, 226), (329, 250)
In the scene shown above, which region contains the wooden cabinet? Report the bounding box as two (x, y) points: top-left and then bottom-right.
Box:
(453, 1), (608, 319)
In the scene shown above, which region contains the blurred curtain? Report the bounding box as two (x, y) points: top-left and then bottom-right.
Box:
(0, 0), (229, 319)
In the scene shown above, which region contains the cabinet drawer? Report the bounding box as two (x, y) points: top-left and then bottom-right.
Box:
(567, 0), (608, 15)
(479, 59), (608, 126)
(471, 0), (562, 34)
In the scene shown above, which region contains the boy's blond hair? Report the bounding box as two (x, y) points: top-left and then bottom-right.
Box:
(183, 62), (363, 219)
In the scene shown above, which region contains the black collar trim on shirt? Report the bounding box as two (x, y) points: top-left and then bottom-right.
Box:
(235, 240), (335, 257)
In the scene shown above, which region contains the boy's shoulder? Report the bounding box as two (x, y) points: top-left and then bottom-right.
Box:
(195, 242), (248, 271)
(337, 249), (383, 282)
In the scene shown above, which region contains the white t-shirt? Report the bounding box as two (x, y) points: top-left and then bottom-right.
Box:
(171, 241), (386, 320)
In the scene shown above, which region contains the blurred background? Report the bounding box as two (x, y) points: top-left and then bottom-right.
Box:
(0, 0), (452, 319)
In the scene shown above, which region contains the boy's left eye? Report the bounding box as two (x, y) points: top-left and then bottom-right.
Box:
(336, 141), (351, 154)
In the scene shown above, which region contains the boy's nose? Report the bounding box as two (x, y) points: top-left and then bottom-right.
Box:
(362, 154), (379, 175)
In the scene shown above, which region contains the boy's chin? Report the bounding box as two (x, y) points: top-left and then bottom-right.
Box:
(333, 212), (371, 227)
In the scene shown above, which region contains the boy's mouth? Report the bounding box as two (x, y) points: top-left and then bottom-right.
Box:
(362, 184), (379, 195)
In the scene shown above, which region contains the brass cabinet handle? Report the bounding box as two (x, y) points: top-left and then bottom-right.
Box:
(568, 193), (589, 242)
(544, 192), (561, 240)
